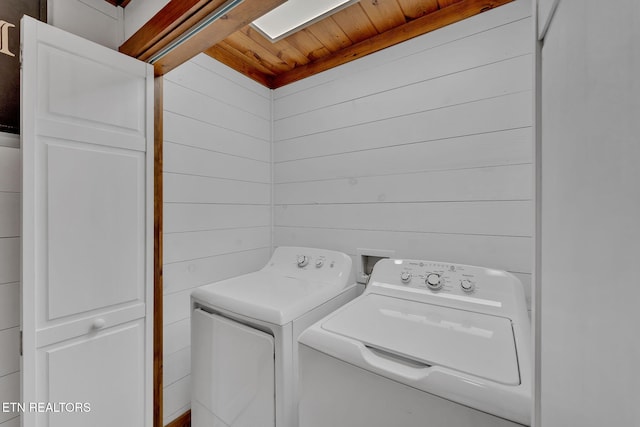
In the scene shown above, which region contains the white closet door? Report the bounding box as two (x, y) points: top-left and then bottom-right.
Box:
(20, 16), (153, 427)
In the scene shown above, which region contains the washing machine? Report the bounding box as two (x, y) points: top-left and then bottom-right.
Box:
(190, 246), (357, 427)
(298, 258), (532, 427)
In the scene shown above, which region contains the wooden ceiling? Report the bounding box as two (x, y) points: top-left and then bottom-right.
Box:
(119, 0), (513, 88)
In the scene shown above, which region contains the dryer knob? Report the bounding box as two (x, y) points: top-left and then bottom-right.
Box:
(425, 273), (442, 290)
(297, 255), (309, 268)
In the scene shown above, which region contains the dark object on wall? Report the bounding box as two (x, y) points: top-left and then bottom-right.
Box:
(0, 0), (46, 134)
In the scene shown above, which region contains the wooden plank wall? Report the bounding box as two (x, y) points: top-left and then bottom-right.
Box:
(49, 0), (125, 49)
(0, 146), (21, 427)
(161, 54), (272, 424)
(272, 0), (534, 307)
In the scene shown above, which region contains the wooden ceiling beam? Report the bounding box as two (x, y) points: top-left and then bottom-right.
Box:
(271, 0), (513, 88)
(152, 0), (286, 76)
(120, 0), (219, 59)
(119, 0), (286, 76)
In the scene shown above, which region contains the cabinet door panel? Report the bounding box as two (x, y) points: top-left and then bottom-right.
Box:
(42, 320), (145, 427)
(21, 16), (153, 427)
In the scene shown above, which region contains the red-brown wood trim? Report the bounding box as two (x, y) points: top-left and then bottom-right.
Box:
(119, 0), (213, 59)
(154, 76), (164, 427)
(119, 0), (285, 77)
(151, 0), (286, 76)
(165, 410), (191, 427)
(271, 0), (514, 88)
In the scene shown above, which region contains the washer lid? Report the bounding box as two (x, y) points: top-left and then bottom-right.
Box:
(321, 294), (520, 385)
(192, 271), (346, 325)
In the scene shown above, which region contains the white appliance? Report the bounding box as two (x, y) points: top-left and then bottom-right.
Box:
(298, 259), (532, 427)
(191, 247), (357, 427)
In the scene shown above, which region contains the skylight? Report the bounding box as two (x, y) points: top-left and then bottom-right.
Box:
(252, 0), (360, 42)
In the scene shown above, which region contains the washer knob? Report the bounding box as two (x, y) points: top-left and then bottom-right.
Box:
(297, 255), (309, 268)
(425, 273), (442, 290)
(460, 279), (475, 293)
(315, 259), (324, 268)
(400, 272), (412, 283)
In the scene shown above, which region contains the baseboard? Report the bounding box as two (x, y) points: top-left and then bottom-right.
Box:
(166, 410), (191, 427)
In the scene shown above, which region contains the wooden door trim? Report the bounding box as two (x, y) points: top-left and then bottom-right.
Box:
(165, 410), (191, 427)
(153, 76), (164, 427)
(119, 0), (286, 77)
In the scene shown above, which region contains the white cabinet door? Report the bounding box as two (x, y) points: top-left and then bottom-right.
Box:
(20, 15), (153, 427)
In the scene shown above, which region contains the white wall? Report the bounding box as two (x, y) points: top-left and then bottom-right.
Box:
(536, 0), (558, 39)
(539, 0), (640, 425)
(272, 0), (534, 306)
(0, 147), (20, 427)
(161, 54), (272, 425)
(123, 0), (169, 40)
(48, 0), (124, 49)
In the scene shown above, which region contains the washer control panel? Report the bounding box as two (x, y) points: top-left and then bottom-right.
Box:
(376, 260), (480, 294)
(366, 259), (523, 306)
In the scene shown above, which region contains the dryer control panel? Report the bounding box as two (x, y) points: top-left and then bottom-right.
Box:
(367, 259), (527, 316)
(263, 246), (353, 288)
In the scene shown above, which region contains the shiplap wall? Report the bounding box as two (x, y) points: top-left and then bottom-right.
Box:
(162, 54), (272, 424)
(123, 0), (169, 40)
(0, 146), (20, 427)
(273, 0), (533, 305)
(48, 0), (125, 50)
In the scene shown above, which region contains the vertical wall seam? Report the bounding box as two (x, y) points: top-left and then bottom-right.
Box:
(270, 89), (275, 253)
(537, 0), (559, 41)
(532, 0), (543, 424)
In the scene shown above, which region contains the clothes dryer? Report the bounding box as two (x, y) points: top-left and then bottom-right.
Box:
(191, 247), (356, 427)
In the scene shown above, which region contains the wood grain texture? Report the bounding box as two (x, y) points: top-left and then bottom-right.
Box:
(203, 0), (515, 87)
(271, 0), (514, 87)
(119, 0), (212, 58)
(331, 4), (379, 43)
(359, 0), (407, 33)
(165, 410), (191, 427)
(205, 43), (278, 86)
(154, 76), (164, 427)
(152, 0), (286, 76)
(120, 0), (514, 85)
(396, 0), (440, 18)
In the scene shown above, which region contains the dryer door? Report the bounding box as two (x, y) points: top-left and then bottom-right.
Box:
(192, 309), (275, 427)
